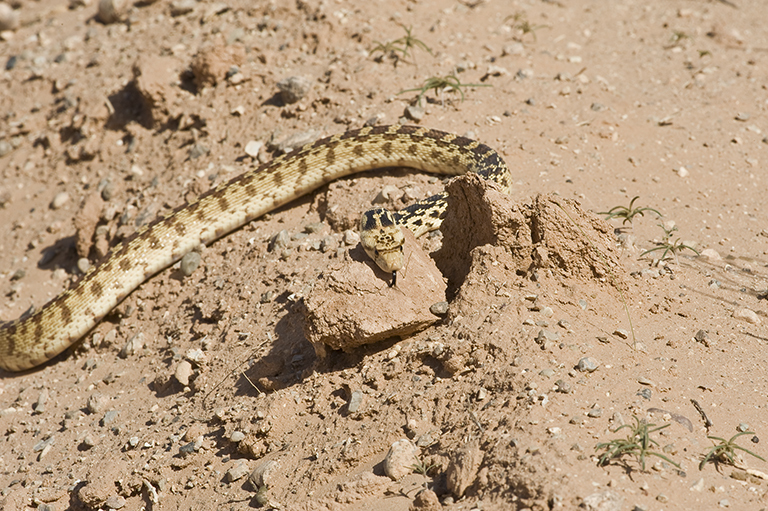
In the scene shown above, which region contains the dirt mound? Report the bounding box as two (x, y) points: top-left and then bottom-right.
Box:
(435, 174), (626, 294)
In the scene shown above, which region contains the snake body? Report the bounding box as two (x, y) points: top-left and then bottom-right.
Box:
(0, 125), (510, 372)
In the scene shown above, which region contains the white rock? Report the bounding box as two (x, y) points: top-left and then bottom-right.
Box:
(384, 439), (419, 480)
(50, 192), (70, 209)
(245, 140), (263, 158)
(676, 166), (690, 177)
(733, 307), (760, 325)
(174, 360), (193, 386)
(700, 248), (721, 261)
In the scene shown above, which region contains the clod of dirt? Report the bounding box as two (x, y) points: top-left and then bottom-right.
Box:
(434, 174), (626, 293)
(78, 459), (129, 509)
(73, 192), (105, 259)
(301, 228), (446, 355)
(190, 43), (245, 89)
(132, 55), (182, 127)
(445, 441), (483, 498)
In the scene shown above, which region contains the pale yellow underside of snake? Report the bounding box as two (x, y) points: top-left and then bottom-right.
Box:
(0, 125), (510, 372)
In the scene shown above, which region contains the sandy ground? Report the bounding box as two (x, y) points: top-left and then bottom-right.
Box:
(1, 0), (768, 509)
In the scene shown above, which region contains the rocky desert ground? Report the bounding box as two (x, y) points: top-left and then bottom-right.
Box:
(1, 0), (768, 510)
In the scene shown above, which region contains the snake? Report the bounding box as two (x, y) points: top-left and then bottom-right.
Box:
(0, 124), (510, 372)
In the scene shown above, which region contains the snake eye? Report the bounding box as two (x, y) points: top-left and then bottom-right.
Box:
(374, 249), (379, 256)
(400, 246), (404, 252)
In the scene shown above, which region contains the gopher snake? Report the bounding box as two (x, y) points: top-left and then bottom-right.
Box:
(0, 125), (510, 371)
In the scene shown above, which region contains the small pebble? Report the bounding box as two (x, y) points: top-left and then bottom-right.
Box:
(33, 389), (48, 414)
(77, 258), (91, 274)
(700, 248), (721, 261)
(577, 357), (599, 372)
(269, 230), (290, 251)
(613, 329), (629, 339)
(170, 0), (196, 16)
(694, 329), (710, 346)
(87, 392), (110, 414)
(189, 143), (209, 159)
(119, 332), (145, 358)
(404, 104), (424, 122)
(244, 140), (263, 157)
(555, 379), (571, 394)
(174, 360), (193, 386)
(347, 390), (363, 413)
(273, 130), (318, 153)
(230, 431), (245, 443)
(588, 407), (602, 418)
(226, 459), (251, 482)
(319, 236), (336, 252)
(373, 184), (401, 204)
(249, 459), (279, 489)
(50, 191), (70, 209)
(180, 251), (201, 276)
(0, 2), (19, 31)
(343, 229), (360, 245)
(384, 439), (419, 480)
(104, 496), (126, 509)
(733, 307), (760, 325)
(277, 76), (312, 104)
(101, 410), (119, 426)
(97, 0), (127, 24)
(0, 140), (12, 157)
(737, 422), (750, 433)
(430, 301), (449, 316)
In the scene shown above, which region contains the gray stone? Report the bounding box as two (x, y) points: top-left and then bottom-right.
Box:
(577, 357), (599, 372)
(277, 76), (312, 104)
(180, 251), (201, 276)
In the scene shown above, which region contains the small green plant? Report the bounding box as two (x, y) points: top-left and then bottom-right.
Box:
(370, 25), (432, 66)
(411, 457), (438, 476)
(504, 12), (548, 42)
(596, 416), (681, 471)
(699, 431), (766, 470)
(640, 223), (700, 263)
(599, 196), (661, 225)
(398, 74), (490, 106)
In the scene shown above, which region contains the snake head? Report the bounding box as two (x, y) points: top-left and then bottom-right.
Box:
(359, 207), (405, 273)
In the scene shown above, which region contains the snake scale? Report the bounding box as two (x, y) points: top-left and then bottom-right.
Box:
(0, 124), (510, 372)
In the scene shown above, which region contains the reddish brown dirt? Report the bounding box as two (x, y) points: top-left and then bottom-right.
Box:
(1, 1), (768, 510)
